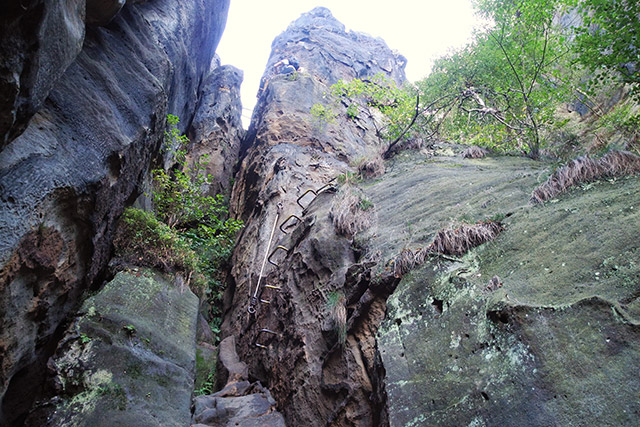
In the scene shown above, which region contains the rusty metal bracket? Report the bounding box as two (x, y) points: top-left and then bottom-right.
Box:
(297, 189), (317, 209)
(255, 328), (278, 349)
(316, 183), (337, 194)
(268, 245), (289, 267)
(279, 214), (301, 234)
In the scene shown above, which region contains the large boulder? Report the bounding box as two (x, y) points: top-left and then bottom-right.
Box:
(26, 269), (199, 426)
(0, 1), (231, 423)
(192, 336), (286, 427)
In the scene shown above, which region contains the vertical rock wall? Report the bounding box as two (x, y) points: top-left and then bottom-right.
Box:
(187, 59), (245, 197)
(0, 1), (233, 423)
(221, 7), (406, 426)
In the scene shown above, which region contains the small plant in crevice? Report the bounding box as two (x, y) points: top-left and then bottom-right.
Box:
(336, 171), (362, 186)
(330, 187), (376, 238)
(358, 197), (374, 211)
(194, 370), (216, 396)
(310, 103), (336, 128)
(346, 103), (358, 120)
(326, 291), (347, 345)
(122, 324), (136, 336)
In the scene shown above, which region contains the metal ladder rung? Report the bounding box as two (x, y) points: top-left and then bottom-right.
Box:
(297, 189), (317, 209)
(268, 245), (289, 267)
(280, 214), (301, 234)
(255, 328), (278, 349)
(316, 183), (337, 194)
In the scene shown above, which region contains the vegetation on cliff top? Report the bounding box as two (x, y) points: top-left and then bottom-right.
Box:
(314, 0), (639, 161)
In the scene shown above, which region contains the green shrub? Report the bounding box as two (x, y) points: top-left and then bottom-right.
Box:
(116, 115), (243, 300)
(114, 208), (199, 273)
(310, 103), (336, 125)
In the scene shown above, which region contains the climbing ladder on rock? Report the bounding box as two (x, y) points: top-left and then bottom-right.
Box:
(248, 180), (336, 349)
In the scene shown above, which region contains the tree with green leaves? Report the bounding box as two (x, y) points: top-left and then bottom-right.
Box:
(418, 0), (571, 158)
(564, 0), (640, 99)
(314, 74), (421, 156)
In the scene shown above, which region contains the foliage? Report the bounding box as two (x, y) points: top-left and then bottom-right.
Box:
(194, 370), (216, 396)
(336, 171), (362, 185)
(113, 207), (201, 281)
(564, 0), (640, 99)
(310, 103), (336, 125)
(331, 74), (418, 144)
(418, 0), (573, 158)
(358, 197), (374, 211)
(595, 103), (640, 141)
(117, 114), (242, 321)
(122, 324), (136, 336)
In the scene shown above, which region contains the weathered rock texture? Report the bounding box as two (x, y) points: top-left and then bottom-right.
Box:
(370, 148), (640, 425)
(192, 336), (285, 426)
(26, 269), (199, 426)
(0, 0), (86, 147)
(221, 7), (406, 426)
(0, 1), (232, 423)
(223, 7), (640, 426)
(187, 58), (245, 197)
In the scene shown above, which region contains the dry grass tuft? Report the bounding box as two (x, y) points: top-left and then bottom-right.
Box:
(353, 153), (385, 179)
(531, 150), (640, 204)
(330, 188), (376, 237)
(390, 220), (504, 278)
(462, 145), (489, 159)
(429, 221), (504, 256)
(326, 292), (347, 344)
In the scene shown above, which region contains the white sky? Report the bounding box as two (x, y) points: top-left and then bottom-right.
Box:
(216, 0), (479, 126)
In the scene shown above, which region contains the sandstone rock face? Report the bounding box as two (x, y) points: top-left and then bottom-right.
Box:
(221, 7), (406, 426)
(364, 149), (640, 426)
(193, 336), (286, 427)
(223, 7), (640, 426)
(0, 0), (86, 147)
(0, 1), (231, 423)
(187, 59), (245, 197)
(26, 269), (199, 426)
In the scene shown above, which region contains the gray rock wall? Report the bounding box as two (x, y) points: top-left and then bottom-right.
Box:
(187, 59), (245, 197)
(0, 1), (232, 423)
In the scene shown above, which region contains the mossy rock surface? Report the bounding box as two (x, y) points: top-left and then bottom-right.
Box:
(373, 148), (640, 426)
(40, 269), (199, 426)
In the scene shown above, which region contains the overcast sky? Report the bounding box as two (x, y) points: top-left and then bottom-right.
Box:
(216, 0), (479, 126)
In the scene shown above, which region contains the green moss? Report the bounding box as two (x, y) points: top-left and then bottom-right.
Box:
(375, 147), (640, 425)
(194, 346), (217, 395)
